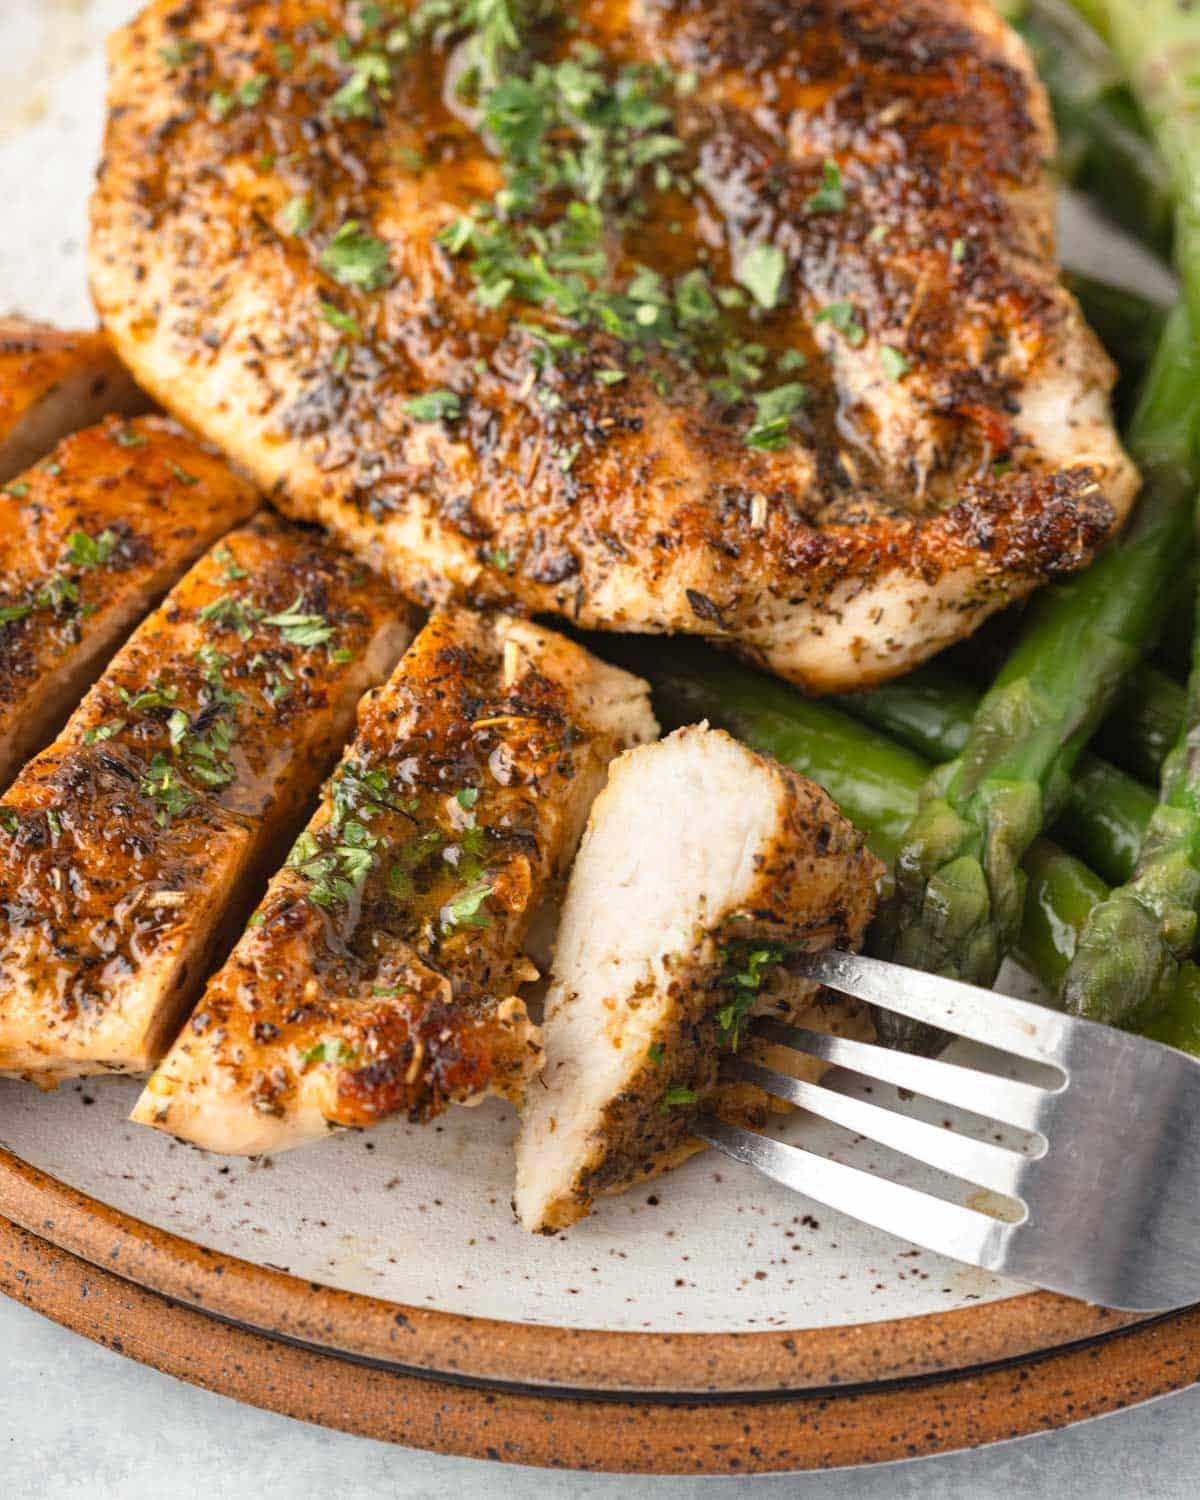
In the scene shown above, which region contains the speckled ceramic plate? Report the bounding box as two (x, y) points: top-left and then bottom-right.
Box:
(0, 0), (1196, 1475)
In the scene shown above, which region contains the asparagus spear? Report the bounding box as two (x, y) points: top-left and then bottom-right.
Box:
(840, 664), (1158, 888)
(1045, 0), (1200, 1024)
(1074, 1), (1200, 337)
(1059, 497), (1200, 1024)
(873, 305), (1200, 1046)
(1008, 0), (1173, 256)
(1154, 565), (1199, 678)
(1091, 662), (1185, 782)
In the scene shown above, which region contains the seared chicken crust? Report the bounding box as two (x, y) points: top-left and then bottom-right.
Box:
(0, 320), (149, 484)
(92, 0), (1136, 690)
(133, 609), (656, 1155)
(0, 415), (258, 789)
(515, 725), (881, 1232)
(0, 514), (410, 1082)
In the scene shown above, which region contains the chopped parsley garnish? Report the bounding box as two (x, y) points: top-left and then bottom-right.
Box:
(441, 878), (493, 932)
(319, 300), (363, 339)
(660, 1084), (698, 1111)
(238, 74), (269, 107)
(114, 428), (146, 448)
(288, 824), (378, 907)
(141, 752), (198, 824)
(715, 942), (788, 1049)
(674, 269), (720, 327)
(169, 462), (200, 486)
(647, 1041), (664, 1066)
(426, 27), (818, 451)
(736, 243), (786, 312)
(4, 482), (29, 498)
(160, 40), (199, 70)
(261, 595), (336, 648)
(806, 158), (846, 214)
(405, 389), (462, 421)
(199, 594), (262, 640)
(319, 220), (393, 291)
(815, 301), (865, 347)
(83, 720), (127, 745)
(202, 577), (344, 660)
(286, 760), (409, 909)
(456, 786), (480, 809)
(880, 345), (911, 381)
(950, 236), (966, 263)
(65, 529), (119, 570)
(211, 547), (249, 582)
(745, 383), (808, 451)
(168, 706), (237, 790)
(118, 681), (178, 713)
(208, 89), (234, 122)
(281, 193), (313, 237)
(329, 47), (393, 119)
(299, 1038), (356, 1066)
(0, 528), (120, 629)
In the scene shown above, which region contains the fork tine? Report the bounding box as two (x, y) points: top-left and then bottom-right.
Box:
(730, 1057), (1035, 1198)
(694, 1115), (1021, 1269)
(790, 951), (1071, 1066)
(755, 1018), (1053, 1133)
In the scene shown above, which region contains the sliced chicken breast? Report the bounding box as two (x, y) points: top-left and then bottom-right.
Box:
(133, 610), (657, 1156)
(0, 415), (258, 789)
(515, 725), (882, 1233)
(0, 320), (149, 482)
(0, 515), (410, 1083)
(92, 0), (1137, 692)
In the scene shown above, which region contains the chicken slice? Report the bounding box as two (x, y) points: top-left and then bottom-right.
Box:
(514, 725), (882, 1233)
(92, 0), (1137, 692)
(133, 609), (657, 1155)
(0, 415), (258, 789)
(0, 320), (149, 483)
(0, 515), (410, 1084)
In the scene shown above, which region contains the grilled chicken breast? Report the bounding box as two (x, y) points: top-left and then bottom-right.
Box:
(0, 320), (149, 484)
(0, 515), (410, 1083)
(0, 416), (258, 789)
(515, 725), (881, 1232)
(133, 609), (656, 1155)
(92, 0), (1136, 692)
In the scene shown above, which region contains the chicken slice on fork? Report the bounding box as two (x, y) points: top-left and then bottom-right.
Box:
(133, 609), (657, 1155)
(0, 319), (149, 484)
(0, 415), (258, 789)
(0, 515), (410, 1083)
(515, 725), (882, 1233)
(92, 0), (1137, 691)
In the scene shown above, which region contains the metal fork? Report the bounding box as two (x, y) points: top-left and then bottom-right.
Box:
(693, 950), (1200, 1311)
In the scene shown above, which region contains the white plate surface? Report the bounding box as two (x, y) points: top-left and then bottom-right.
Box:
(0, 0), (1171, 1336)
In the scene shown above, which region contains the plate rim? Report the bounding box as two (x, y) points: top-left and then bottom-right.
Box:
(0, 1144), (1154, 1396)
(4, 1208), (1198, 1474)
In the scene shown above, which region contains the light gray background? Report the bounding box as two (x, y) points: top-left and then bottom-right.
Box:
(3, 1291), (1196, 1497)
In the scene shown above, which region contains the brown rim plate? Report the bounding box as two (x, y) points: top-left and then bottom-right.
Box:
(0, 1144), (1168, 1398)
(4, 1210), (1199, 1473)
